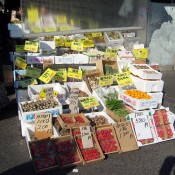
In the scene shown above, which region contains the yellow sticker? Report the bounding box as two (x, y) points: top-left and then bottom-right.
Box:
(68, 68), (82, 80)
(24, 40), (39, 53)
(26, 67), (41, 78)
(54, 38), (64, 47)
(99, 75), (113, 86)
(105, 48), (117, 59)
(92, 32), (102, 37)
(21, 78), (37, 88)
(16, 45), (25, 52)
(60, 26), (70, 32)
(27, 8), (39, 23)
(65, 39), (74, 47)
(83, 40), (94, 48)
(15, 57), (27, 70)
(79, 96), (99, 109)
(116, 72), (133, 87)
(53, 69), (67, 82)
(31, 26), (42, 33)
(133, 48), (148, 59)
(44, 27), (56, 32)
(71, 42), (83, 51)
(39, 88), (58, 99)
(39, 68), (56, 84)
(57, 15), (67, 24)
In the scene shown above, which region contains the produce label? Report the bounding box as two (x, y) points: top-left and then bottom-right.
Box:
(92, 32), (102, 37)
(54, 38), (64, 47)
(71, 42), (83, 51)
(99, 75), (113, 86)
(79, 96), (99, 109)
(116, 72), (133, 87)
(24, 40), (39, 53)
(27, 8), (39, 23)
(15, 57), (27, 70)
(83, 40), (94, 48)
(68, 68), (82, 80)
(53, 69), (67, 82)
(35, 113), (52, 140)
(133, 48), (148, 59)
(16, 45), (25, 52)
(65, 39), (74, 47)
(39, 68), (56, 84)
(105, 48), (117, 58)
(45, 87), (54, 101)
(26, 66), (41, 78)
(21, 78), (37, 88)
(69, 88), (79, 114)
(80, 126), (93, 149)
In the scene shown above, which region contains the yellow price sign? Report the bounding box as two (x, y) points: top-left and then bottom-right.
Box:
(16, 45), (25, 52)
(54, 37), (64, 47)
(26, 67), (41, 78)
(67, 68), (82, 80)
(105, 48), (117, 58)
(116, 72), (133, 87)
(83, 40), (94, 48)
(71, 42), (83, 51)
(21, 78), (37, 88)
(39, 68), (56, 84)
(44, 27), (56, 32)
(79, 96), (99, 109)
(133, 48), (148, 59)
(60, 26), (70, 32)
(57, 15), (67, 24)
(53, 69), (67, 82)
(24, 40), (39, 53)
(65, 39), (74, 47)
(15, 57), (27, 70)
(99, 75), (113, 86)
(27, 8), (39, 23)
(92, 32), (102, 37)
(31, 26), (42, 33)
(39, 88), (58, 99)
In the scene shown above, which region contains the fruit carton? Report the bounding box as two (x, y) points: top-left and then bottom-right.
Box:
(71, 127), (81, 137)
(104, 31), (124, 45)
(74, 133), (105, 165)
(52, 136), (83, 168)
(95, 125), (121, 154)
(57, 113), (90, 129)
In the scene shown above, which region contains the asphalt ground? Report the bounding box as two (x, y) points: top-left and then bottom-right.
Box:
(0, 71), (175, 175)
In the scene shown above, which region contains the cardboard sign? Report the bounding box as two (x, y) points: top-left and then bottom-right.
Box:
(35, 113), (52, 140)
(132, 112), (152, 140)
(15, 57), (27, 70)
(27, 8), (39, 23)
(92, 32), (102, 37)
(16, 45), (25, 52)
(24, 40), (39, 53)
(116, 72), (133, 87)
(26, 67), (41, 78)
(99, 75), (113, 86)
(105, 48), (117, 59)
(80, 126), (93, 149)
(114, 122), (138, 152)
(133, 48), (148, 59)
(39, 68), (56, 84)
(54, 37), (64, 47)
(45, 87), (54, 101)
(68, 68), (82, 80)
(69, 88), (79, 114)
(83, 40), (94, 48)
(79, 96), (99, 109)
(21, 78), (37, 88)
(53, 69), (67, 82)
(71, 42), (83, 51)
(43, 59), (53, 70)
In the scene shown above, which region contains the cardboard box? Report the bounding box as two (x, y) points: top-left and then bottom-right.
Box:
(26, 53), (43, 64)
(55, 55), (74, 64)
(52, 136), (83, 168)
(57, 113), (90, 129)
(104, 31), (124, 45)
(73, 54), (89, 64)
(21, 120), (34, 137)
(95, 125), (120, 154)
(131, 75), (164, 92)
(39, 41), (55, 50)
(19, 98), (62, 123)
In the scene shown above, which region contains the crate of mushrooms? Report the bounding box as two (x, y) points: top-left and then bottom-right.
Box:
(19, 98), (62, 123)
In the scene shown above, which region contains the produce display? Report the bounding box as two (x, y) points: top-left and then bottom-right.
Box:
(88, 76), (99, 90)
(91, 115), (109, 126)
(156, 125), (173, 140)
(105, 64), (118, 75)
(124, 90), (152, 99)
(106, 31), (121, 40)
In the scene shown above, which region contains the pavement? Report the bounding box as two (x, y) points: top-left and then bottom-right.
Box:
(0, 71), (175, 175)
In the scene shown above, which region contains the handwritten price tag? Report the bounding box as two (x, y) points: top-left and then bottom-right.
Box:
(45, 87), (54, 101)
(39, 68), (56, 84)
(83, 40), (94, 48)
(27, 8), (39, 23)
(15, 57), (27, 69)
(133, 48), (148, 59)
(24, 40), (39, 53)
(71, 42), (83, 51)
(92, 32), (102, 37)
(39, 88), (58, 99)
(116, 72), (133, 87)
(99, 75), (113, 86)
(68, 68), (82, 80)
(21, 78), (37, 88)
(35, 113), (52, 140)
(54, 37), (64, 47)
(53, 69), (67, 82)
(79, 96), (99, 109)
(65, 39), (74, 47)
(26, 67), (41, 78)
(105, 48), (117, 58)
(16, 45), (25, 52)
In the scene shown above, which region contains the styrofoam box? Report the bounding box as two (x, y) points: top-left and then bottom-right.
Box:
(39, 49), (57, 55)
(123, 32), (136, 38)
(149, 92), (163, 105)
(28, 83), (67, 103)
(13, 70), (27, 88)
(26, 53), (43, 64)
(73, 54), (89, 64)
(8, 23), (22, 30)
(10, 30), (23, 38)
(55, 55), (74, 64)
(118, 91), (158, 110)
(39, 41), (55, 50)
(130, 64), (162, 80)
(84, 111), (115, 124)
(104, 31), (124, 45)
(131, 75), (164, 92)
(20, 120), (34, 137)
(19, 98), (62, 123)
(118, 51), (134, 58)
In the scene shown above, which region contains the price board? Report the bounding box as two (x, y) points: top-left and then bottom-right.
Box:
(15, 57), (27, 70)
(21, 78), (37, 88)
(99, 75), (113, 86)
(71, 42), (83, 51)
(116, 72), (133, 87)
(92, 32), (102, 38)
(27, 8), (39, 23)
(54, 37), (64, 47)
(26, 67), (41, 78)
(133, 48), (148, 59)
(35, 113), (52, 140)
(69, 88), (79, 114)
(67, 68), (82, 80)
(64, 39), (74, 47)
(53, 69), (67, 82)
(24, 40), (39, 53)
(83, 40), (94, 48)
(39, 68), (56, 84)
(45, 87), (54, 101)
(79, 96), (99, 109)
(105, 48), (117, 58)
